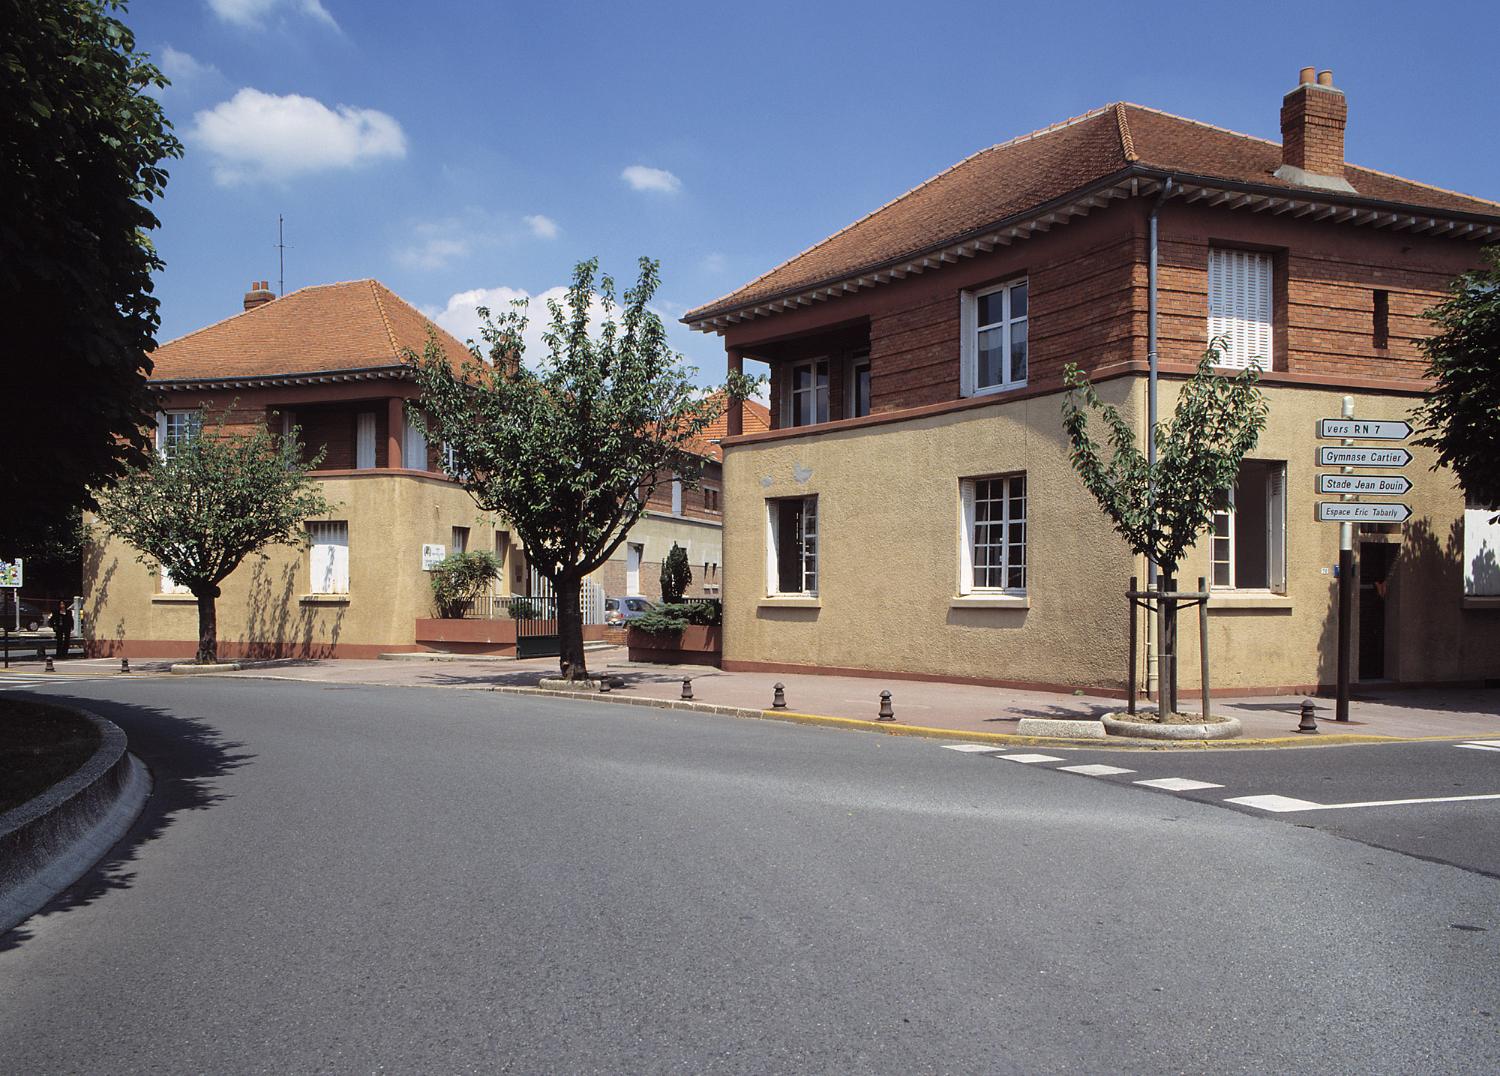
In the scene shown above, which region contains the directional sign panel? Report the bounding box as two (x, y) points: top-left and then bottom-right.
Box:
(1318, 419), (1412, 440)
(1317, 474), (1413, 495)
(0, 559), (20, 588)
(1317, 502), (1412, 523)
(1317, 446), (1411, 468)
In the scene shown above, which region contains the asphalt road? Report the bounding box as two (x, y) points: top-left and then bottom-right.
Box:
(2, 677), (1498, 1073)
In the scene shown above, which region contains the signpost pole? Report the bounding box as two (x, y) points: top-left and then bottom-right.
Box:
(1335, 396), (1354, 723)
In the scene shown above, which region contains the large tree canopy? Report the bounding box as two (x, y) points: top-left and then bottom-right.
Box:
(1412, 245), (1500, 510)
(94, 414), (332, 664)
(408, 256), (752, 681)
(1, 0), (181, 548)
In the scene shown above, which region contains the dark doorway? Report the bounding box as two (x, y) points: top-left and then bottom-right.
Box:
(1358, 544), (1397, 680)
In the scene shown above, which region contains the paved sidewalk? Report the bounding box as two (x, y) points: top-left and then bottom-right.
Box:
(29, 649), (1500, 743)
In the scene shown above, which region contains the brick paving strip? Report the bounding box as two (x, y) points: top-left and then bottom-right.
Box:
(28, 650), (1500, 746)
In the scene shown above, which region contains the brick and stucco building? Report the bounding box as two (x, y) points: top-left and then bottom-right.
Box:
(688, 69), (1500, 695)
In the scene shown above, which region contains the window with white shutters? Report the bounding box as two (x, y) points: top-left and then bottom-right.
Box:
(1208, 249), (1273, 371)
(308, 521), (349, 594)
(1210, 461), (1286, 591)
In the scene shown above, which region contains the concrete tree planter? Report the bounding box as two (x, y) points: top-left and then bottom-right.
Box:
(627, 625), (722, 667)
(1101, 713), (1243, 740)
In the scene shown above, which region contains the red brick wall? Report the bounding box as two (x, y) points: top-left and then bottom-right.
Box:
(641, 461), (724, 523)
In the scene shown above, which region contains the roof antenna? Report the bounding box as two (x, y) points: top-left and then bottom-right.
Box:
(277, 214), (287, 296)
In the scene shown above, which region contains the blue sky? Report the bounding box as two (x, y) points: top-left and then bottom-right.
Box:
(133, 0), (1500, 383)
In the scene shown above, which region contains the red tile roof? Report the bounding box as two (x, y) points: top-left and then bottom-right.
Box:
(150, 279), (471, 382)
(687, 103), (1500, 322)
(693, 393), (771, 461)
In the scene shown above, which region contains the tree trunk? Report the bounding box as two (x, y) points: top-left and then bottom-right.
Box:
(555, 573), (588, 681)
(194, 585), (221, 664)
(1159, 571), (1178, 719)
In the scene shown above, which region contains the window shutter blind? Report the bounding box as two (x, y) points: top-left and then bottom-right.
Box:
(309, 522), (349, 593)
(1208, 249), (1273, 371)
(959, 291), (977, 396)
(404, 420), (428, 472)
(1267, 466), (1287, 593)
(958, 481), (976, 595)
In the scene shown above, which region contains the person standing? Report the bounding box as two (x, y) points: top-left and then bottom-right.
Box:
(48, 601), (73, 660)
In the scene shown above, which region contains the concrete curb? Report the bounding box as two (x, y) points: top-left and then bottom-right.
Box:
(0, 704), (151, 935)
(484, 684), (1441, 750)
(170, 662), (242, 675)
(1102, 714), (1244, 740)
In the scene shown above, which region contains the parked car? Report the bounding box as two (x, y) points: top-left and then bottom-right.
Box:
(605, 596), (656, 625)
(3, 596), (50, 632)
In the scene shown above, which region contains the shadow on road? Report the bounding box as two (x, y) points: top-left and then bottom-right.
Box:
(0, 694), (254, 954)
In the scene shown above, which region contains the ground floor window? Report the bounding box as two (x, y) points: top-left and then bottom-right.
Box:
(1464, 497), (1500, 596)
(1211, 460), (1286, 590)
(308, 521), (349, 594)
(768, 496), (818, 595)
(959, 474), (1026, 593)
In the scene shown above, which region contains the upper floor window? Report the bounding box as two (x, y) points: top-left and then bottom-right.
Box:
(1208, 249), (1273, 370)
(961, 279), (1028, 396)
(1211, 460), (1286, 591)
(703, 486), (721, 512)
(848, 350), (871, 418)
(156, 410), (201, 460)
(671, 474), (683, 515)
(356, 412), (377, 469)
(786, 359), (829, 426)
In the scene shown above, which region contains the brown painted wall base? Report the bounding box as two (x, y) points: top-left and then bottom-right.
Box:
(721, 658), (1130, 698)
(627, 625), (722, 667)
(85, 639), (421, 660)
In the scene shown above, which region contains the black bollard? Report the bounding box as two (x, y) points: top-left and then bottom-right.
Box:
(878, 690), (895, 721)
(772, 682), (786, 709)
(681, 677), (693, 701)
(45, 656), (55, 672)
(1296, 699), (1319, 734)
(120, 657), (130, 674)
(598, 677), (611, 693)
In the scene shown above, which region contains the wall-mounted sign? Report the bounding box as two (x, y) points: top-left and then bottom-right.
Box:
(421, 544), (446, 570)
(1317, 502), (1411, 523)
(1317, 446), (1411, 468)
(0, 559), (20, 588)
(1317, 474), (1412, 496)
(1317, 418), (1412, 440)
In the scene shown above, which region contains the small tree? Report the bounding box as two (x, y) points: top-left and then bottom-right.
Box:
(1412, 245), (1500, 512)
(1061, 344), (1267, 718)
(408, 257), (758, 681)
(660, 543), (692, 604)
(430, 550), (500, 618)
(94, 411), (332, 664)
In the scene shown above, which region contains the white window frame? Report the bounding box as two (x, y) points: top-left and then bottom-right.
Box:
(307, 521), (350, 595)
(766, 496), (818, 596)
(958, 475), (1027, 595)
(451, 526), (469, 555)
(1210, 461), (1286, 592)
(960, 277), (1028, 397)
(671, 474), (683, 516)
(847, 349), (872, 418)
(784, 358), (830, 427)
(155, 409), (201, 460)
(1208, 248), (1274, 371)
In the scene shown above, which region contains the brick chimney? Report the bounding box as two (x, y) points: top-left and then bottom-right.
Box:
(1275, 67), (1355, 192)
(243, 280), (275, 311)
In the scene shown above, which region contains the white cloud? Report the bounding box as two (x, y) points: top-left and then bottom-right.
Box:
(700, 252), (727, 274)
(524, 214), (560, 240)
(399, 236), (470, 271)
(621, 164), (682, 194)
(153, 47), (221, 97)
(207, 0), (338, 29)
(191, 88), (406, 184)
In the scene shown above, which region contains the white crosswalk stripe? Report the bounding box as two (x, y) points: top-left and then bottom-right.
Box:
(0, 674), (98, 686)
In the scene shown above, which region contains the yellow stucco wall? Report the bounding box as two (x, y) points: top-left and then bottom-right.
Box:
(722, 376), (1500, 693)
(84, 472), (522, 658)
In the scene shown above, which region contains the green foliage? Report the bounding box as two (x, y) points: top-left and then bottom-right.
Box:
(2, 0), (183, 548)
(1060, 342), (1268, 578)
(406, 256), (741, 678)
(660, 543), (692, 604)
(506, 597), (543, 620)
(1412, 246), (1500, 509)
(631, 600), (722, 635)
(93, 411), (333, 662)
(429, 550), (499, 618)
